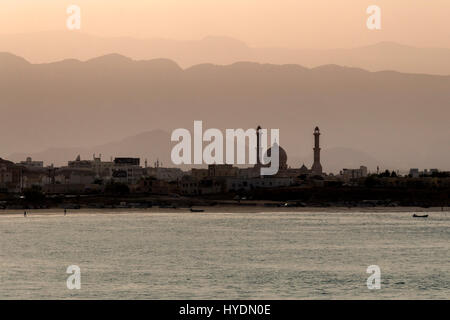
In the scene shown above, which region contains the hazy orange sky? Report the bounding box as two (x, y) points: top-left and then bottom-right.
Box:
(1, 0), (449, 49)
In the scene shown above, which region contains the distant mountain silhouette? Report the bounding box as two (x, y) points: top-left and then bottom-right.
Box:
(1, 53), (449, 171)
(1, 31), (450, 74)
(0, 52), (30, 66)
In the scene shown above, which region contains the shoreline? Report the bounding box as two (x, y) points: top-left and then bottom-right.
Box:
(1, 205), (447, 216)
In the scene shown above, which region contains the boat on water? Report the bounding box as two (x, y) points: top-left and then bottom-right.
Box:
(413, 214), (429, 218)
(190, 208), (204, 212)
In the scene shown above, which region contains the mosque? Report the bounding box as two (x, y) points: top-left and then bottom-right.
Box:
(255, 126), (324, 177)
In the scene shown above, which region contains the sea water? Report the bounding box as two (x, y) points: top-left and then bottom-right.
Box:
(0, 209), (448, 299)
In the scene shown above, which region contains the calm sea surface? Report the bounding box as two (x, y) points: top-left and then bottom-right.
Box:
(0, 209), (449, 299)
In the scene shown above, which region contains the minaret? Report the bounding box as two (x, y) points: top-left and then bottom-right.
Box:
(256, 125), (262, 166)
(311, 126), (323, 175)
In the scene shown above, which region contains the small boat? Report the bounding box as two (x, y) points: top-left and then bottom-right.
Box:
(190, 208), (204, 213)
(413, 214), (428, 218)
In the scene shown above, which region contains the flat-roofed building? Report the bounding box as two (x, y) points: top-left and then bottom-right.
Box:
(341, 166), (368, 181)
(19, 157), (44, 168)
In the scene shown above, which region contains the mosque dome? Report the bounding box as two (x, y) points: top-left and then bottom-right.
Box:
(265, 142), (288, 170)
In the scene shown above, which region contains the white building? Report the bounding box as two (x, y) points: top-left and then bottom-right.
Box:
(68, 154), (113, 178)
(341, 166), (368, 181)
(111, 158), (144, 185)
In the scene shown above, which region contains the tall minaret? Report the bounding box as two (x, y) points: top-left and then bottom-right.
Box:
(311, 126), (323, 175)
(256, 125), (262, 166)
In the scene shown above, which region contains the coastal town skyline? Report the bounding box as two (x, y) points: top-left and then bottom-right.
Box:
(1, 125), (448, 199)
(3, 118), (449, 172)
(3, 124), (447, 175)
